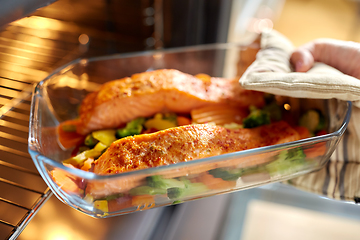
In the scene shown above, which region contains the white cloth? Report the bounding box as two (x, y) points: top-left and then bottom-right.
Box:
(239, 29), (360, 202)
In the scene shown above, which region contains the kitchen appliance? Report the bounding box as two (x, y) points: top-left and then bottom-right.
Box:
(0, 0), (294, 238)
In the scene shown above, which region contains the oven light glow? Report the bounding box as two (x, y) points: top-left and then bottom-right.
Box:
(79, 34), (89, 45)
(47, 229), (71, 240)
(284, 103), (291, 111)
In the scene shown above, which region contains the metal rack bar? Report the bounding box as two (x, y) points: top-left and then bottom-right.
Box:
(0, 1), (156, 239)
(0, 160), (39, 176)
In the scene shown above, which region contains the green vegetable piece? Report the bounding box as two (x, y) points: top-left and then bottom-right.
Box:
(167, 187), (185, 199)
(183, 183), (208, 196)
(243, 106), (271, 128)
(63, 142), (107, 166)
(146, 175), (185, 189)
(63, 149), (100, 166)
(116, 117), (145, 138)
(167, 182), (208, 200)
(299, 109), (326, 133)
(129, 186), (166, 196)
(163, 113), (178, 124)
(127, 117), (146, 129)
(172, 200), (183, 205)
(263, 102), (282, 121)
(92, 129), (117, 146)
(116, 128), (142, 138)
(95, 193), (124, 201)
(61, 124), (77, 132)
(78, 146), (90, 153)
(208, 168), (243, 181)
(266, 147), (306, 175)
(84, 134), (99, 147)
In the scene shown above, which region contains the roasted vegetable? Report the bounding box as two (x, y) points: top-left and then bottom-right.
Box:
(63, 142), (107, 167)
(146, 175), (185, 189)
(243, 106), (271, 128)
(299, 109), (326, 133)
(144, 113), (177, 130)
(263, 102), (282, 121)
(163, 113), (178, 125)
(208, 168), (243, 181)
(266, 147), (306, 175)
(116, 117), (146, 138)
(167, 182), (208, 200)
(84, 134), (99, 147)
(92, 129), (117, 146)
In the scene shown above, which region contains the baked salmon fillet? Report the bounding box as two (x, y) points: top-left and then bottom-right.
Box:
(93, 121), (300, 175)
(77, 69), (264, 135)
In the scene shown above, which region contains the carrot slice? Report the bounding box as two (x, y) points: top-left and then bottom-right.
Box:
(196, 172), (236, 190)
(191, 104), (248, 125)
(57, 119), (85, 149)
(303, 142), (327, 158)
(132, 195), (155, 211)
(177, 116), (192, 126)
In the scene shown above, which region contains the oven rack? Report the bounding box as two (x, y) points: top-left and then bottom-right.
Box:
(0, 80), (52, 240)
(0, 1), (156, 238)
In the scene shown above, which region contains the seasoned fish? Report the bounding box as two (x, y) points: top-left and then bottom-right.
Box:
(77, 69), (264, 135)
(93, 121), (300, 175)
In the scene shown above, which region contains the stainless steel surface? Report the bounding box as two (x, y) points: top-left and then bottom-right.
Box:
(0, 0), (57, 28)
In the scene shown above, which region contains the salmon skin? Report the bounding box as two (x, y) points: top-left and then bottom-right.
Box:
(77, 69), (264, 135)
(93, 121), (300, 175)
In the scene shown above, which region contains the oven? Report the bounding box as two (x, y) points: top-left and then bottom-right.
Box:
(6, 1), (360, 240)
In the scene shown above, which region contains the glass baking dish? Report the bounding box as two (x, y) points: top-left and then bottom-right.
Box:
(28, 43), (351, 218)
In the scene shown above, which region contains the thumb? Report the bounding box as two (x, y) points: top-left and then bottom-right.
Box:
(290, 47), (315, 72)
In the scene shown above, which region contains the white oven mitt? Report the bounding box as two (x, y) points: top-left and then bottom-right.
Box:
(240, 30), (360, 202)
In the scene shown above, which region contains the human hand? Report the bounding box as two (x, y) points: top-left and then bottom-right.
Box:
(290, 39), (360, 79)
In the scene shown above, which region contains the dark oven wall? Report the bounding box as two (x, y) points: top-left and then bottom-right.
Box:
(29, 0), (233, 57)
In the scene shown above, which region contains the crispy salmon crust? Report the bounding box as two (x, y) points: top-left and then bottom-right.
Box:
(93, 121), (300, 175)
(77, 69), (264, 135)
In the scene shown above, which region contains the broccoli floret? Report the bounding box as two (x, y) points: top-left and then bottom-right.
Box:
(167, 187), (185, 199)
(263, 102), (282, 121)
(209, 166), (266, 181)
(266, 147), (306, 175)
(167, 182), (208, 200)
(116, 117), (146, 138)
(299, 109), (326, 133)
(144, 113), (177, 130)
(243, 106), (271, 128)
(208, 168), (243, 181)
